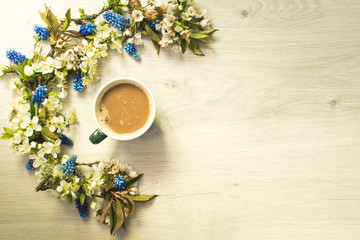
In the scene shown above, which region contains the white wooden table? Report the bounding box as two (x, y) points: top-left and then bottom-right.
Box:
(1, 0), (360, 239)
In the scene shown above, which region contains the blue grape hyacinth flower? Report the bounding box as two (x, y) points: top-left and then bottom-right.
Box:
(114, 174), (126, 192)
(150, 20), (161, 31)
(103, 11), (130, 30)
(62, 155), (77, 176)
(73, 73), (84, 92)
(75, 198), (89, 218)
(25, 159), (35, 171)
(6, 49), (27, 64)
(59, 134), (73, 147)
(124, 43), (140, 60)
(34, 25), (50, 40)
(79, 23), (95, 36)
(32, 85), (48, 105)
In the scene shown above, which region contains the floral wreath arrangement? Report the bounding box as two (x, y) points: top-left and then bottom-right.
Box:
(0, 0), (216, 235)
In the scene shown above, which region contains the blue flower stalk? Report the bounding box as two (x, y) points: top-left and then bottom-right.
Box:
(62, 155), (77, 176)
(79, 23), (95, 36)
(103, 12), (130, 30)
(32, 85), (48, 105)
(124, 43), (140, 61)
(75, 198), (89, 218)
(34, 25), (50, 40)
(59, 134), (74, 147)
(6, 49), (27, 64)
(73, 73), (84, 92)
(114, 174), (126, 192)
(25, 159), (35, 171)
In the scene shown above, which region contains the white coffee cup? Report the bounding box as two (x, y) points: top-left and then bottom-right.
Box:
(89, 78), (156, 144)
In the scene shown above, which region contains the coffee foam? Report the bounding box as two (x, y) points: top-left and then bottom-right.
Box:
(98, 103), (111, 126)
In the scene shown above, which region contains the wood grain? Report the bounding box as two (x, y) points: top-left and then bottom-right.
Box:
(1, 0), (360, 239)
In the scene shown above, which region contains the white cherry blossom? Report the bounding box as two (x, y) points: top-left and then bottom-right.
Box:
(132, 10), (144, 22)
(20, 113), (42, 137)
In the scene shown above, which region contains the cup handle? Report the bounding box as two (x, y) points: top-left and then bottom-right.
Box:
(89, 128), (107, 144)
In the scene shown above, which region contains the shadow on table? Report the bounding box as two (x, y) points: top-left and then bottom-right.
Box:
(110, 118), (170, 177)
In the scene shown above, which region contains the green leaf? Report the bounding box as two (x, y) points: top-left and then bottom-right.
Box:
(107, 0), (117, 7)
(62, 8), (71, 31)
(114, 6), (123, 14)
(152, 40), (161, 55)
(39, 10), (51, 28)
(3, 127), (15, 136)
(10, 65), (24, 76)
(64, 30), (83, 38)
(30, 102), (36, 117)
(86, 35), (96, 41)
(181, 39), (187, 54)
(188, 39), (205, 56)
(121, 194), (135, 216)
(130, 194), (157, 202)
(198, 37), (214, 43)
(126, 173), (143, 188)
(1, 133), (13, 140)
(41, 127), (59, 143)
(190, 32), (209, 39)
(24, 88), (31, 100)
(101, 200), (112, 223)
(38, 108), (47, 123)
(47, 7), (60, 32)
(193, 29), (218, 35)
(67, 194), (73, 204)
(80, 193), (85, 205)
(112, 199), (125, 235)
(145, 24), (161, 42)
(109, 204), (116, 235)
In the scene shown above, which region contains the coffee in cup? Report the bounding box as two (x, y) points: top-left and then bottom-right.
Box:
(90, 78), (156, 144)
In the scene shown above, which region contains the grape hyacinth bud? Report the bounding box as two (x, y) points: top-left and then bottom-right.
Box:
(103, 12), (130, 30)
(75, 198), (89, 218)
(59, 134), (73, 147)
(6, 49), (27, 64)
(114, 174), (126, 192)
(33, 25), (50, 40)
(32, 85), (48, 105)
(25, 159), (35, 171)
(79, 23), (95, 36)
(73, 73), (84, 92)
(124, 43), (140, 60)
(62, 155), (77, 176)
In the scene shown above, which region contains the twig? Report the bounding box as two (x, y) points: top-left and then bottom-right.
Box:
(76, 161), (100, 167)
(71, 6), (112, 24)
(75, 168), (86, 180)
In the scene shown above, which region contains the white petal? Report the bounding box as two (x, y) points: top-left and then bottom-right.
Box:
(20, 122), (28, 129)
(32, 116), (39, 124)
(49, 125), (56, 132)
(33, 124), (42, 132)
(56, 186), (63, 192)
(25, 127), (33, 137)
(22, 113), (31, 123)
(33, 159), (42, 168)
